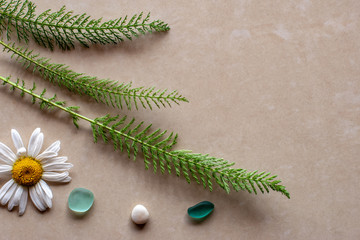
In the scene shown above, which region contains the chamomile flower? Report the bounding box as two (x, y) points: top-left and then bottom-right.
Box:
(0, 128), (73, 215)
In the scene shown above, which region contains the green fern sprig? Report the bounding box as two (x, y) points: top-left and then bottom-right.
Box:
(1, 76), (81, 127)
(0, 75), (290, 198)
(0, 0), (170, 50)
(0, 39), (188, 110)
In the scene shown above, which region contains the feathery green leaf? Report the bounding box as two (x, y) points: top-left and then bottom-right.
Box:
(0, 39), (189, 110)
(0, 75), (290, 198)
(0, 0), (170, 50)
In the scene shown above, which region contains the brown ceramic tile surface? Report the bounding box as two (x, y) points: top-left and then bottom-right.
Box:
(0, 0), (359, 239)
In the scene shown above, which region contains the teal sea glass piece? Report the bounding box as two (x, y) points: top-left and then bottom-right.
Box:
(68, 188), (94, 214)
(187, 201), (214, 219)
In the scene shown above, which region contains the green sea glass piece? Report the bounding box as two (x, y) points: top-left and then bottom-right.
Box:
(187, 201), (214, 219)
(68, 188), (94, 214)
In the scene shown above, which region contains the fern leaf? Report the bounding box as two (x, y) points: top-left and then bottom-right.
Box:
(0, 0), (170, 50)
(0, 39), (189, 110)
(0, 75), (290, 198)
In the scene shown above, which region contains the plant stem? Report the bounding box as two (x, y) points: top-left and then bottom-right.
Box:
(0, 75), (289, 198)
(0, 39), (188, 109)
(0, 9), (167, 31)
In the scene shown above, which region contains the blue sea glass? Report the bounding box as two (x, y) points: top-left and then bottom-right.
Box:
(187, 201), (214, 219)
(68, 188), (94, 214)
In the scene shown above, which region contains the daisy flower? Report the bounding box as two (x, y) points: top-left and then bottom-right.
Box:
(0, 128), (73, 215)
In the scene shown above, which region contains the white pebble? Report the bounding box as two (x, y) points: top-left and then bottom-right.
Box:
(131, 204), (149, 224)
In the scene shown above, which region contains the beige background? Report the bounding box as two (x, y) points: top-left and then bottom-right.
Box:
(0, 0), (359, 239)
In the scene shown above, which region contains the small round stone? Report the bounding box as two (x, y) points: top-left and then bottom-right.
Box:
(131, 204), (149, 224)
(68, 188), (94, 214)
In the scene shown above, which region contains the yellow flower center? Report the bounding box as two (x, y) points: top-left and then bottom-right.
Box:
(12, 157), (43, 186)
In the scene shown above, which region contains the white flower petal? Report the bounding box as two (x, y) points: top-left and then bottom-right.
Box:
(28, 128), (44, 157)
(44, 141), (61, 155)
(7, 185), (20, 210)
(45, 197), (52, 208)
(0, 179), (15, 200)
(43, 162), (73, 172)
(27, 128), (40, 155)
(18, 187), (28, 216)
(39, 180), (53, 199)
(11, 129), (24, 152)
(1, 181), (17, 205)
(16, 147), (27, 157)
(37, 140), (61, 161)
(63, 176), (72, 182)
(34, 184), (45, 204)
(0, 142), (16, 165)
(0, 164), (12, 175)
(35, 183), (52, 208)
(29, 186), (46, 211)
(41, 156), (68, 165)
(36, 151), (58, 161)
(32, 133), (44, 157)
(42, 171), (70, 182)
(13, 186), (24, 207)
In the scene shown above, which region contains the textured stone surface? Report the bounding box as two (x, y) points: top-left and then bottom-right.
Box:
(0, 0), (359, 239)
